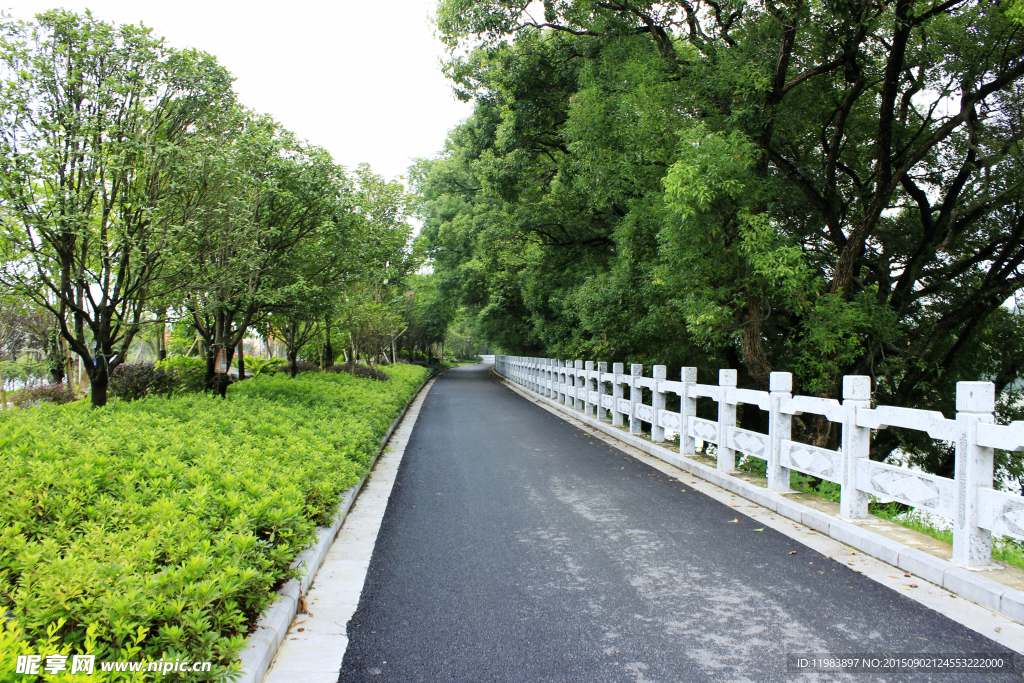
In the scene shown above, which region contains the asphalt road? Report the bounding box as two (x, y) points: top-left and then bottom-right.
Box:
(338, 363), (1017, 682)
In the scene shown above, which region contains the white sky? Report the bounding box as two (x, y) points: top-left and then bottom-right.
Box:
(3, 0), (473, 185)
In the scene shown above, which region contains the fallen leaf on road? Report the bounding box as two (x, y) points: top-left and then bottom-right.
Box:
(752, 528), (764, 532)
(789, 551), (797, 555)
(729, 518), (739, 523)
(909, 584), (918, 588)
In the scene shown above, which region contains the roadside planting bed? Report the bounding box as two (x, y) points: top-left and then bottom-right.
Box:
(0, 365), (430, 681)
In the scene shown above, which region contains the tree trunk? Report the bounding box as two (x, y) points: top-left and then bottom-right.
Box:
(348, 331), (357, 371)
(90, 365), (109, 407)
(205, 346), (216, 392)
(237, 341), (245, 381)
(288, 349), (298, 378)
(157, 311), (167, 360)
(740, 294), (772, 389)
(48, 331), (65, 384)
(324, 317), (334, 367)
(216, 346), (236, 398)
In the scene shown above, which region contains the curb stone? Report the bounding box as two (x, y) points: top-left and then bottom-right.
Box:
(494, 367), (1024, 628)
(235, 366), (444, 683)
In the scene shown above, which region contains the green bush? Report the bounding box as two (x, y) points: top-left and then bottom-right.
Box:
(0, 364), (430, 680)
(109, 362), (180, 402)
(10, 383), (78, 408)
(156, 356), (206, 394)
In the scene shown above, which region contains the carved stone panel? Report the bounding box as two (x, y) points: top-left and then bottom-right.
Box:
(855, 459), (957, 519)
(688, 417), (718, 445)
(617, 398), (631, 414)
(601, 395), (615, 410)
(780, 440), (840, 483)
(978, 488), (1024, 541)
(659, 411), (681, 431)
(727, 427), (768, 458)
(635, 404), (654, 423)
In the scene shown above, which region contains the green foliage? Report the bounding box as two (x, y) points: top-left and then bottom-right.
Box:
(0, 364), (430, 677)
(10, 384), (77, 408)
(155, 357), (206, 394)
(109, 363), (180, 402)
(0, 9), (236, 407)
(424, 0), (1024, 474)
(243, 357), (286, 379)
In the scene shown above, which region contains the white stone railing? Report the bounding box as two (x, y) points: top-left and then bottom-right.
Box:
(495, 355), (1024, 568)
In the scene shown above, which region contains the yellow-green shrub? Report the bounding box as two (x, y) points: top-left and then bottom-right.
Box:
(0, 365), (430, 680)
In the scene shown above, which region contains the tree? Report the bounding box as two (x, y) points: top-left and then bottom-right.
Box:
(426, 0), (1024, 469)
(185, 117), (356, 392)
(0, 10), (234, 405)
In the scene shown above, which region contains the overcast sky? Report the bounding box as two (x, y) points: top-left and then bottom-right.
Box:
(3, 0), (474, 184)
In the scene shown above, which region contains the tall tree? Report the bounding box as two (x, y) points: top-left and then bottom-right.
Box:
(0, 10), (234, 405)
(185, 117), (356, 393)
(427, 0), (1024, 469)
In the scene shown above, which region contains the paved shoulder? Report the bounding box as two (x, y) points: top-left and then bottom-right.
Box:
(339, 364), (1016, 682)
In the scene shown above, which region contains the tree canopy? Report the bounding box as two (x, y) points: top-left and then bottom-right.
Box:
(421, 0), (1024, 471)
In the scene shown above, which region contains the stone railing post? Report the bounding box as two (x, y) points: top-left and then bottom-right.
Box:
(612, 363), (625, 427)
(584, 361), (595, 416)
(577, 360), (585, 409)
(549, 359), (555, 399)
(768, 371), (793, 492)
(652, 365), (667, 442)
(840, 375), (872, 519)
(680, 367), (697, 455)
(561, 360), (567, 405)
(629, 364), (643, 434)
(597, 362), (608, 419)
(953, 381), (996, 566)
(717, 369), (738, 471)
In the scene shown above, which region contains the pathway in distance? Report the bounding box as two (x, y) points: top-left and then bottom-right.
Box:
(338, 363), (1016, 682)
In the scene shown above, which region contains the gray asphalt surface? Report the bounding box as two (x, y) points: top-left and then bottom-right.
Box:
(338, 363), (1017, 682)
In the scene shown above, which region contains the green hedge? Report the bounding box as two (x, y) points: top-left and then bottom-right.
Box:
(0, 364), (430, 681)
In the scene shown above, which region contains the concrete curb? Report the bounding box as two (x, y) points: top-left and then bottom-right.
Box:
(494, 368), (1024, 627)
(235, 366), (444, 683)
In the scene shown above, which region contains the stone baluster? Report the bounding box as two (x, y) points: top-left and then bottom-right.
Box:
(629, 364), (643, 435)
(717, 369), (738, 471)
(612, 363), (625, 427)
(597, 362), (608, 420)
(680, 367), (697, 455)
(767, 371), (793, 492)
(584, 361), (595, 416)
(840, 375), (872, 519)
(953, 381), (996, 567)
(652, 365), (667, 442)
(573, 360), (583, 410)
